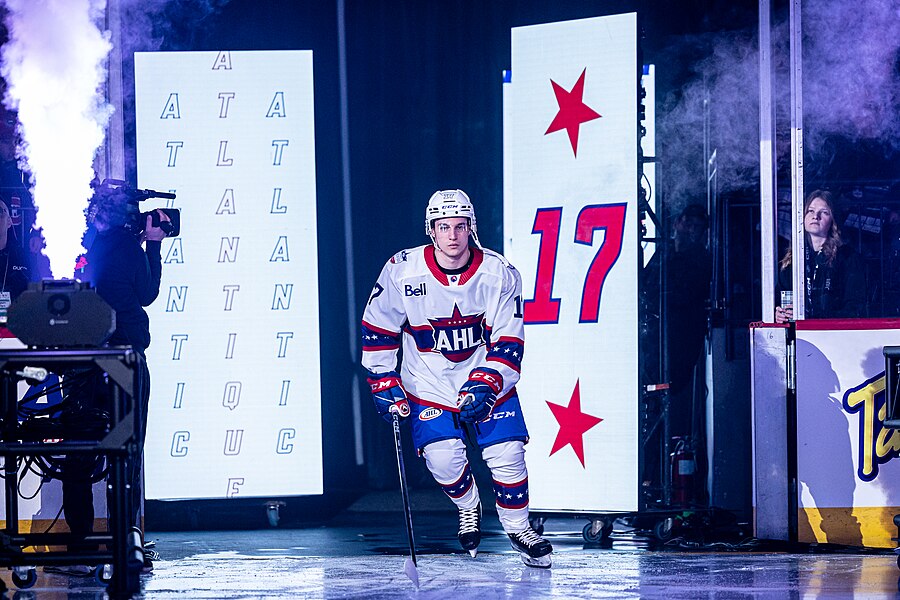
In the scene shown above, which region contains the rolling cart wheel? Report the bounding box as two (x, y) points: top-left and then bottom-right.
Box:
(96, 564), (113, 585)
(582, 522), (600, 543)
(529, 517), (545, 536)
(581, 519), (606, 543)
(653, 517), (675, 541)
(11, 566), (37, 589)
(582, 518), (614, 543)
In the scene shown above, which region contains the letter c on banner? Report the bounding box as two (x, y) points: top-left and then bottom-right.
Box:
(277, 428), (296, 454)
(171, 431), (190, 457)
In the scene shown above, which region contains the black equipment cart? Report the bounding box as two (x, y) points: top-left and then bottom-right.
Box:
(0, 347), (144, 597)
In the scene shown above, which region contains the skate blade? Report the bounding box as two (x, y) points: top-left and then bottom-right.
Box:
(468, 549), (477, 558)
(519, 553), (551, 568)
(403, 557), (420, 587)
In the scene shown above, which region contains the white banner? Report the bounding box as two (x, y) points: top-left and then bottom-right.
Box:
(503, 14), (639, 512)
(136, 51), (322, 500)
(795, 322), (900, 547)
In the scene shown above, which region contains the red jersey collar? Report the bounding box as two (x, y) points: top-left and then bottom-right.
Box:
(424, 245), (483, 286)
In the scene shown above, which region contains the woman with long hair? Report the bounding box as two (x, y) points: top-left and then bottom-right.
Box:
(775, 190), (865, 322)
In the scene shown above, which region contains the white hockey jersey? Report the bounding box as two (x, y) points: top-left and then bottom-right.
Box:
(361, 244), (525, 410)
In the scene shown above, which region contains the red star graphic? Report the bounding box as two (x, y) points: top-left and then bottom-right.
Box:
(544, 68), (601, 157)
(546, 379), (603, 467)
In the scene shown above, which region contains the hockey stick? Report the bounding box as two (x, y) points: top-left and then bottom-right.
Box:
(391, 410), (419, 587)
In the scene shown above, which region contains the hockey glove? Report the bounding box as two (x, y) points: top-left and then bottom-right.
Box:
(457, 368), (503, 423)
(367, 371), (410, 423)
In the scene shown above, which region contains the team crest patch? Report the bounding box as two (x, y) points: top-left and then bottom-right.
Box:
(419, 407), (443, 421)
(427, 304), (486, 363)
(390, 249), (409, 264)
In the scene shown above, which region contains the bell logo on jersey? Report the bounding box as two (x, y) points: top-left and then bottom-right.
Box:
(427, 304), (486, 363)
(405, 283), (426, 297)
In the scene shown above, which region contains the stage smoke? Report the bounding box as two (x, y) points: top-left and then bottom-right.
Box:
(0, 0), (113, 278)
(658, 0), (900, 211)
(119, 0), (233, 52)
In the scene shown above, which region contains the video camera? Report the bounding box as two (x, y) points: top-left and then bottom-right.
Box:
(89, 178), (181, 237)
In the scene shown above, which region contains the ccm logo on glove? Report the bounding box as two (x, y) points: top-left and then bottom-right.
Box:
(468, 369), (502, 394)
(367, 371), (410, 421)
(370, 376), (402, 392)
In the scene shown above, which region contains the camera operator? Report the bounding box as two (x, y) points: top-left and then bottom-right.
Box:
(85, 190), (168, 353)
(0, 197), (30, 316)
(56, 188), (169, 575)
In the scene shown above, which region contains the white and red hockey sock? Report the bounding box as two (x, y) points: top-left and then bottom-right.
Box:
(423, 438), (479, 510)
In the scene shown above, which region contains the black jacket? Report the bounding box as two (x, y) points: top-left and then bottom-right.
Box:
(0, 241), (31, 300)
(777, 243), (865, 319)
(85, 228), (162, 353)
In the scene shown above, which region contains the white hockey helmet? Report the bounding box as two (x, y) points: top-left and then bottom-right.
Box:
(425, 189), (480, 246)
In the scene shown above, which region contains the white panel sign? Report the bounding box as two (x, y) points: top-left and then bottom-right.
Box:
(795, 323), (900, 547)
(135, 51), (322, 499)
(503, 14), (639, 512)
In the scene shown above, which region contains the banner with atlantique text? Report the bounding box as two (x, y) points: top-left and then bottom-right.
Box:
(136, 51), (322, 500)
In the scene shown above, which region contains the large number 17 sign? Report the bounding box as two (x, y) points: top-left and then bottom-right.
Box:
(524, 203), (627, 325)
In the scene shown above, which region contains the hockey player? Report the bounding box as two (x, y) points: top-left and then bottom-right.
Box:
(361, 189), (553, 568)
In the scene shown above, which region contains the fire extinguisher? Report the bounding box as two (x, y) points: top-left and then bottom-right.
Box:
(670, 437), (695, 506)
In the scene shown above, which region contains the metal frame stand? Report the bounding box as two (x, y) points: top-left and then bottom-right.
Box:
(0, 348), (143, 597)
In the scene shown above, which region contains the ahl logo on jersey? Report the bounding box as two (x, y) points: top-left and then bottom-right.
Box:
(419, 407), (443, 421)
(427, 304), (486, 363)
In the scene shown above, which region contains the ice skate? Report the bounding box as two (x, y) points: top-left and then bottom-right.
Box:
(508, 526), (552, 568)
(457, 503), (481, 557)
